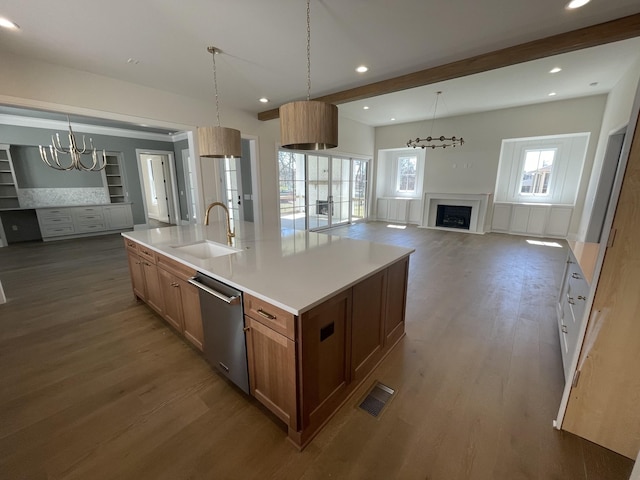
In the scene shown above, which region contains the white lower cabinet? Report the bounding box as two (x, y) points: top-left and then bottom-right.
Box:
(377, 197), (421, 224)
(557, 249), (589, 379)
(104, 204), (134, 230)
(37, 204), (133, 241)
(491, 203), (573, 238)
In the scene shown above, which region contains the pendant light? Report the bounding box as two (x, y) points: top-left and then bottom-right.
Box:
(407, 91), (464, 149)
(280, 0), (338, 150)
(197, 46), (242, 158)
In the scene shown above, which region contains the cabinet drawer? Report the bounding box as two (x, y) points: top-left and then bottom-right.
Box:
(137, 245), (157, 264)
(39, 215), (74, 226)
(124, 238), (139, 253)
(75, 213), (105, 224)
(41, 224), (75, 237)
(244, 293), (295, 340)
(73, 206), (102, 214)
(157, 254), (196, 280)
(76, 222), (106, 233)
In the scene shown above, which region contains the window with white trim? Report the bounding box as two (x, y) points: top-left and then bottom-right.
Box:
(519, 148), (556, 195)
(396, 155), (417, 194)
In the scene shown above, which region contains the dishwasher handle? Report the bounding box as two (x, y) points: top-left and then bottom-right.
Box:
(188, 277), (241, 305)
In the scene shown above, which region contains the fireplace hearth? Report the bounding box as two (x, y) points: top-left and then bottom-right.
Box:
(436, 205), (472, 230)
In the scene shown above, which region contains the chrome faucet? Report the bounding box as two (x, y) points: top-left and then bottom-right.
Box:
(204, 202), (235, 246)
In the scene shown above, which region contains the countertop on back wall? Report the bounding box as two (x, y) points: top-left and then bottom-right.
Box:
(122, 222), (414, 315)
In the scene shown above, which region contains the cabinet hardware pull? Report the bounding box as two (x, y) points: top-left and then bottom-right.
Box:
(257, 308), (276, 320)
(243, 327), (250, 332)
(571, 272), (581, 279)
(561, 325), (568, 334)
(568, 297), (575, 305)
(577, 295), (586, 301)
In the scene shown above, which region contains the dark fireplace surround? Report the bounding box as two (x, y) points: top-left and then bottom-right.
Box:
(436, 204), (472, 230)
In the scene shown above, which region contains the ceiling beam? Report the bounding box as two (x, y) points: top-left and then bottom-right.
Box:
(258, 13), (640, 121)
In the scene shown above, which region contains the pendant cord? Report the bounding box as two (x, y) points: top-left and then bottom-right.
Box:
(306, 0), (311, 101)
(210, 48), (221, 127)
(430, 91), (441, 138)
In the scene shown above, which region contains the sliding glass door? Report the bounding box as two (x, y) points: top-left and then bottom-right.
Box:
(279, 150), (369, 232)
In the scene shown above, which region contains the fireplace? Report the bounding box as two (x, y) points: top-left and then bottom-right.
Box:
(436, 205), (472, 230)
(421, 193), (491, 234)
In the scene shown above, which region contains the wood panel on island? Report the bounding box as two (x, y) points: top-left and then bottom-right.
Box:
(123, 237), (410, 449)
(125, 238), (203, 350)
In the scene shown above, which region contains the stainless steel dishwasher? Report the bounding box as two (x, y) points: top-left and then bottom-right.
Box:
(188, 273), (249, 394)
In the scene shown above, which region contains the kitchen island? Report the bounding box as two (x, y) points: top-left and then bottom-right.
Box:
(122, 222), (413, 449)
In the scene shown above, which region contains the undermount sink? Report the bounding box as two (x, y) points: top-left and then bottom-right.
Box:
(172, 240), (240, 259)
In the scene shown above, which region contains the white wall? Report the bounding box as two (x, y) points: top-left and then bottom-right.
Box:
(0, 50), (375, 229)
(576, 58), (640, 241)
(374, 96), (607, 236)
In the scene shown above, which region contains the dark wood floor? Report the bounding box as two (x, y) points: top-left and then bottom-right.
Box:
(0, 223), (634, 479)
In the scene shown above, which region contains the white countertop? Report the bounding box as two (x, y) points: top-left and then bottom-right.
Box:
(122, 222), (414, 315)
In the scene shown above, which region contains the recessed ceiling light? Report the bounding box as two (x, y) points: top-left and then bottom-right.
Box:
(259, 97), (269, 103)
(549, 92), (557, 96)
(390, 117), (396, 121)
(363, 106), (369, 110)
(550, 67), (562, 73)
(127, 58), (140, 65)
(356, 65), (368, 73)
(566, 0), (590, 9)
(0, 17), (20, 30)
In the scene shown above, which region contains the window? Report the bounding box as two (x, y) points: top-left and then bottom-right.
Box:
(396, 156), (417, 194)
(520, 149), (556, 195)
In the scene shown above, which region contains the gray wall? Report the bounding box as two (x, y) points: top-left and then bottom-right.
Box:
(11, 145), (104, 187)
(2, 124), (176, 224)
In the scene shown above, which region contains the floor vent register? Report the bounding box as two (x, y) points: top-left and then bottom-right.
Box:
(358, 382), (395, 417)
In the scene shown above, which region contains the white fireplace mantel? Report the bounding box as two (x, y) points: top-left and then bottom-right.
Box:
(420, 193), (493, 234)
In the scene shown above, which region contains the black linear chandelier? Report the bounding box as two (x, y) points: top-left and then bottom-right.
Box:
(407, 91), (464, 149)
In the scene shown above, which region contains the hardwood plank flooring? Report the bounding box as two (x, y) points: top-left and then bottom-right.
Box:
(0, 225), (634, 479)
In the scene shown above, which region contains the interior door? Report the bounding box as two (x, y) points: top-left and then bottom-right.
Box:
(219, 157), (243, 228)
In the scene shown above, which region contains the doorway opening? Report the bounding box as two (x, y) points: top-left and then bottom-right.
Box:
(136, 150), (180, 226)
(216, 138), (257, 230)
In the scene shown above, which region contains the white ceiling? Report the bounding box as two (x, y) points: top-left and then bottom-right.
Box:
(1, 0), (640, 129)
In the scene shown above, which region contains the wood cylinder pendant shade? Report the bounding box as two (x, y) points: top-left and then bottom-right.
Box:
(197, 125), (242, 158)
(279, 100), (338, 150)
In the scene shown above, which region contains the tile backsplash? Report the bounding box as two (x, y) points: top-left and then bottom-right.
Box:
(18, 188), (110, 208)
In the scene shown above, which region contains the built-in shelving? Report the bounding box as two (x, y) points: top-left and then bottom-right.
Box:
(102, 153), (127, 203)
(0, 145), (19, 209)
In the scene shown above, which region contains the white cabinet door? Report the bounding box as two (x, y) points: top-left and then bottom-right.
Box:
(491, 203), (512, 231)
(104, 204), (133, 230)
(376, 198), (389, 221)
(510, 205), (531, 233)
(388, 199), (408, 223)
(527, 206), (548, 235)
(408, 199), (422, 224)
(547, 206), (573, 237)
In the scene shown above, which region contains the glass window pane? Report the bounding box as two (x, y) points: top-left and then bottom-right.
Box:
(520, 149), (555, 195)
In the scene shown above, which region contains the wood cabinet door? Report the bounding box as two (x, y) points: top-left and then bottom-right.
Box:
(158, 268), (183, 332)
(126, 251), (146, 300)
(245, 316), (297, 429)
(142, 261), (164, 315)
(299, 290), (351, 431)
(351, 269), (386, 382)
(180, 278), (204, 351)
(385, 257), (409, 347)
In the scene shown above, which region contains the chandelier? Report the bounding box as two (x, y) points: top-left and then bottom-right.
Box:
(39, 117), (107, 171)
(197, 46), (242, 158)
(279, 0), (338, 150)
(407, 91), (464, 149)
